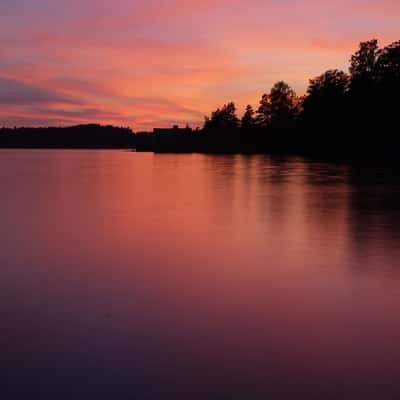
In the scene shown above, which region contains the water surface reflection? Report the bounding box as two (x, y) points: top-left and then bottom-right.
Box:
(1, 150), (400, 399)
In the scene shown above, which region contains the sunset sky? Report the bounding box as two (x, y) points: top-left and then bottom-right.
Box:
(1, 0), (399, 130)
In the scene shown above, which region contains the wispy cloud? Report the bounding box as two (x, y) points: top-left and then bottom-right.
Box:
(0, 77), (79, 105)
(0, 0), (399, 128)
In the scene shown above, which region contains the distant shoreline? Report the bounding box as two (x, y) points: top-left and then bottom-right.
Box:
(0, 124), (135, 149)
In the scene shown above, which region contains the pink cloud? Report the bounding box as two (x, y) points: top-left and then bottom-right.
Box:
(1, 0), (399, 129)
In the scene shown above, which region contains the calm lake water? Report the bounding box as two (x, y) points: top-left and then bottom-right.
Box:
(2, 150), (400, 399)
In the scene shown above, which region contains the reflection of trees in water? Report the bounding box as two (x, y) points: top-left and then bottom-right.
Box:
(203, 155), (239, 225)
(251, 157), (349, 242)
(200, 155), (400, 276)
(347, 162), (400, 274)
(261, 156), (293, 223)
(235, 155), (257, 219)
(304, 160), (349, 186)
(300, 161), (351, 261)
(304, 161), (350, 236)
(202, 155), (297, 234)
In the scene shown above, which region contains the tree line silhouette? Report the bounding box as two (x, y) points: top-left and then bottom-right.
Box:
(198, 39), (400, 155)
(0, 39), (399, 155)
(0, 124), (135, 148)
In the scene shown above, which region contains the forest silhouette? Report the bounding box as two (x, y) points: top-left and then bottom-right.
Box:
(198, 39), (400, 156)
(0, 124), (134, 149)
(1, 39), (399, 156)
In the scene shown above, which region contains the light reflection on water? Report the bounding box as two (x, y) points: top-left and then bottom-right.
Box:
(1, 150), (400, 399)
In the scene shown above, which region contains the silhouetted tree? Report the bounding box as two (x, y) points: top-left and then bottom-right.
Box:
(350, 39), (379, 82)
(300, 70), (350, 153)
(347, 40), (380, 147)
(374, 40), (400, 84)
(240, 104), (262, 152)
(202, 102), (240, 151)
(372, 40), (400, 148)
(256, 82), (297, 127)
(255, 93), (271, 128)
(255, 81), (298, 152)
(241, 105), (256, 130)
(307, 70), (349, 98)
(204, 102), (240, 131)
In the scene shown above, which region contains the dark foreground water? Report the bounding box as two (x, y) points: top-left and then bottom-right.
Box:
(1, 150), (400, 399)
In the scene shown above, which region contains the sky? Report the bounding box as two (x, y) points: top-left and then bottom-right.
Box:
(0, 0), (399, 131)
